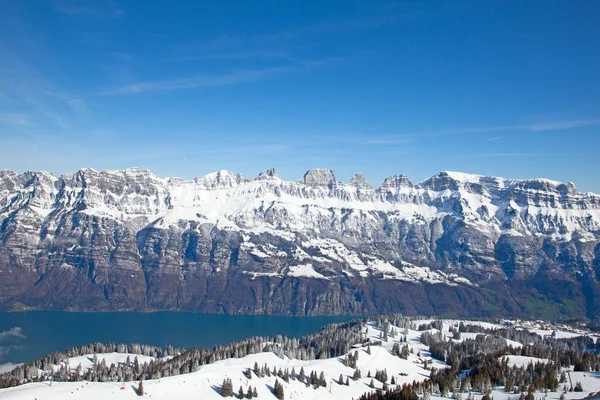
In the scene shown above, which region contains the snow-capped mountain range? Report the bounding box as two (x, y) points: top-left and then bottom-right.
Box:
(1, 168), (599, 319)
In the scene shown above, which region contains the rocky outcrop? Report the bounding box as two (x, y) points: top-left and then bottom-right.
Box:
(0, 167), (599, 319)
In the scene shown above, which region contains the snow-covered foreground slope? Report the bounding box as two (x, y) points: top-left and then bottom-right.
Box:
(0, 322), (442, 399)
(2, 319), (599, 400)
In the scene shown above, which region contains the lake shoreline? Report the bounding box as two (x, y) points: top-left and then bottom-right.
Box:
(0, 311), (356, 365)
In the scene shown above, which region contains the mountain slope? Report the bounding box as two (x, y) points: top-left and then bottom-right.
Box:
(1, 168), (599, 319)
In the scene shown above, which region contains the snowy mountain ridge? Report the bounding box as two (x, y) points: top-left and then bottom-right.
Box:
(0, 167), (599, 318)
(1, 167), (598, 237)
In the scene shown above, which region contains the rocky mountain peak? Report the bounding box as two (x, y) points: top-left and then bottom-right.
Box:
(299, 168), (339, 188)
(256, 168), (279, 180)
(379, 174), (414, 189)
(196, 170), (246, 189)
(420, 171), (476, 191)
(348, 173), (372, 189)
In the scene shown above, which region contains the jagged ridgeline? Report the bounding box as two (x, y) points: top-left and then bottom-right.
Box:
(0, 319), (366, 388)
(1, 168), (599, 318)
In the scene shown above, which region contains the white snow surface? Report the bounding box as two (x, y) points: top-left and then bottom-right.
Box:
(288, 264), (330, 279)
(2, 168), (599, 243)
(503, 355), (549, 368)
(0, 322), (443, 400)
(2, 318), (598, 400)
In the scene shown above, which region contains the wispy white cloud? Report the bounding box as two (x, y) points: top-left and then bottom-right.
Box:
(260, 13), (413, 41)
(486, 136), (504, 142)
(526, 119), (600, 132)
(111, 52), (134, 62)
(148, 33), (169, 39)
(99, 58), (342, 95)
(365, 118), (600, 144)
(175, 10), (422, 60)
(0, 45), (87, 128)
(0, 113), (35, 127)
(54, 3), (125, 18)
(479, 153), (566, 157)
(364, 138), (414, 145)
(171, 50), (293, 62)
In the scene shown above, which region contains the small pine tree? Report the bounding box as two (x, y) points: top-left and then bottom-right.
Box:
(246, 385), (253, 399)
(238, 386), (244, 399)
(369, 378), (375, 388)
(346, 377), (350, 386)
(367, 345), (371, 355)
(391, 376), (396, 385)
(339, 373), (344, 385)
(273, 379), (285, 400)
(367, 370), (371, 378)
(222, 378), (234, 397)
(319, 371), (326, 387)
(253, 387), (258, 398)
(136, 380), (144, 396)
(353, 368), (361, 381)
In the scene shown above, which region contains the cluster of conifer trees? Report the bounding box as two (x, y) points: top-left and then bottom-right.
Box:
(0, 320), (364, 388)
(220, 376), (259, 399)
(220, 362), (333, 399)
(249, 362), (329, 389)
(356, 320), (600, 400)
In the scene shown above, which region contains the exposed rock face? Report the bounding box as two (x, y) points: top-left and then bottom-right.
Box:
(1, 168), (599, 319)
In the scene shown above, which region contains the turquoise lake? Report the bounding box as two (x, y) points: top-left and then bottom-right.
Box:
(0, 311), (355, 364)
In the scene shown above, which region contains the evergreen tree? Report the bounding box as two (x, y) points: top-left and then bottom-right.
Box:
(369, 378), (375, 388)
(222, 378), (233, 397)
(136, 380), (144, 396)
(339, 373), (344, 384)
(238, 386), (244, 399)
(273, 379), (284, 400)
(319, 371), (326, 387)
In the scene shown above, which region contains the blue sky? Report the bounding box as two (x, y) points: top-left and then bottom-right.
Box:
(1, 0), (599, 192)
